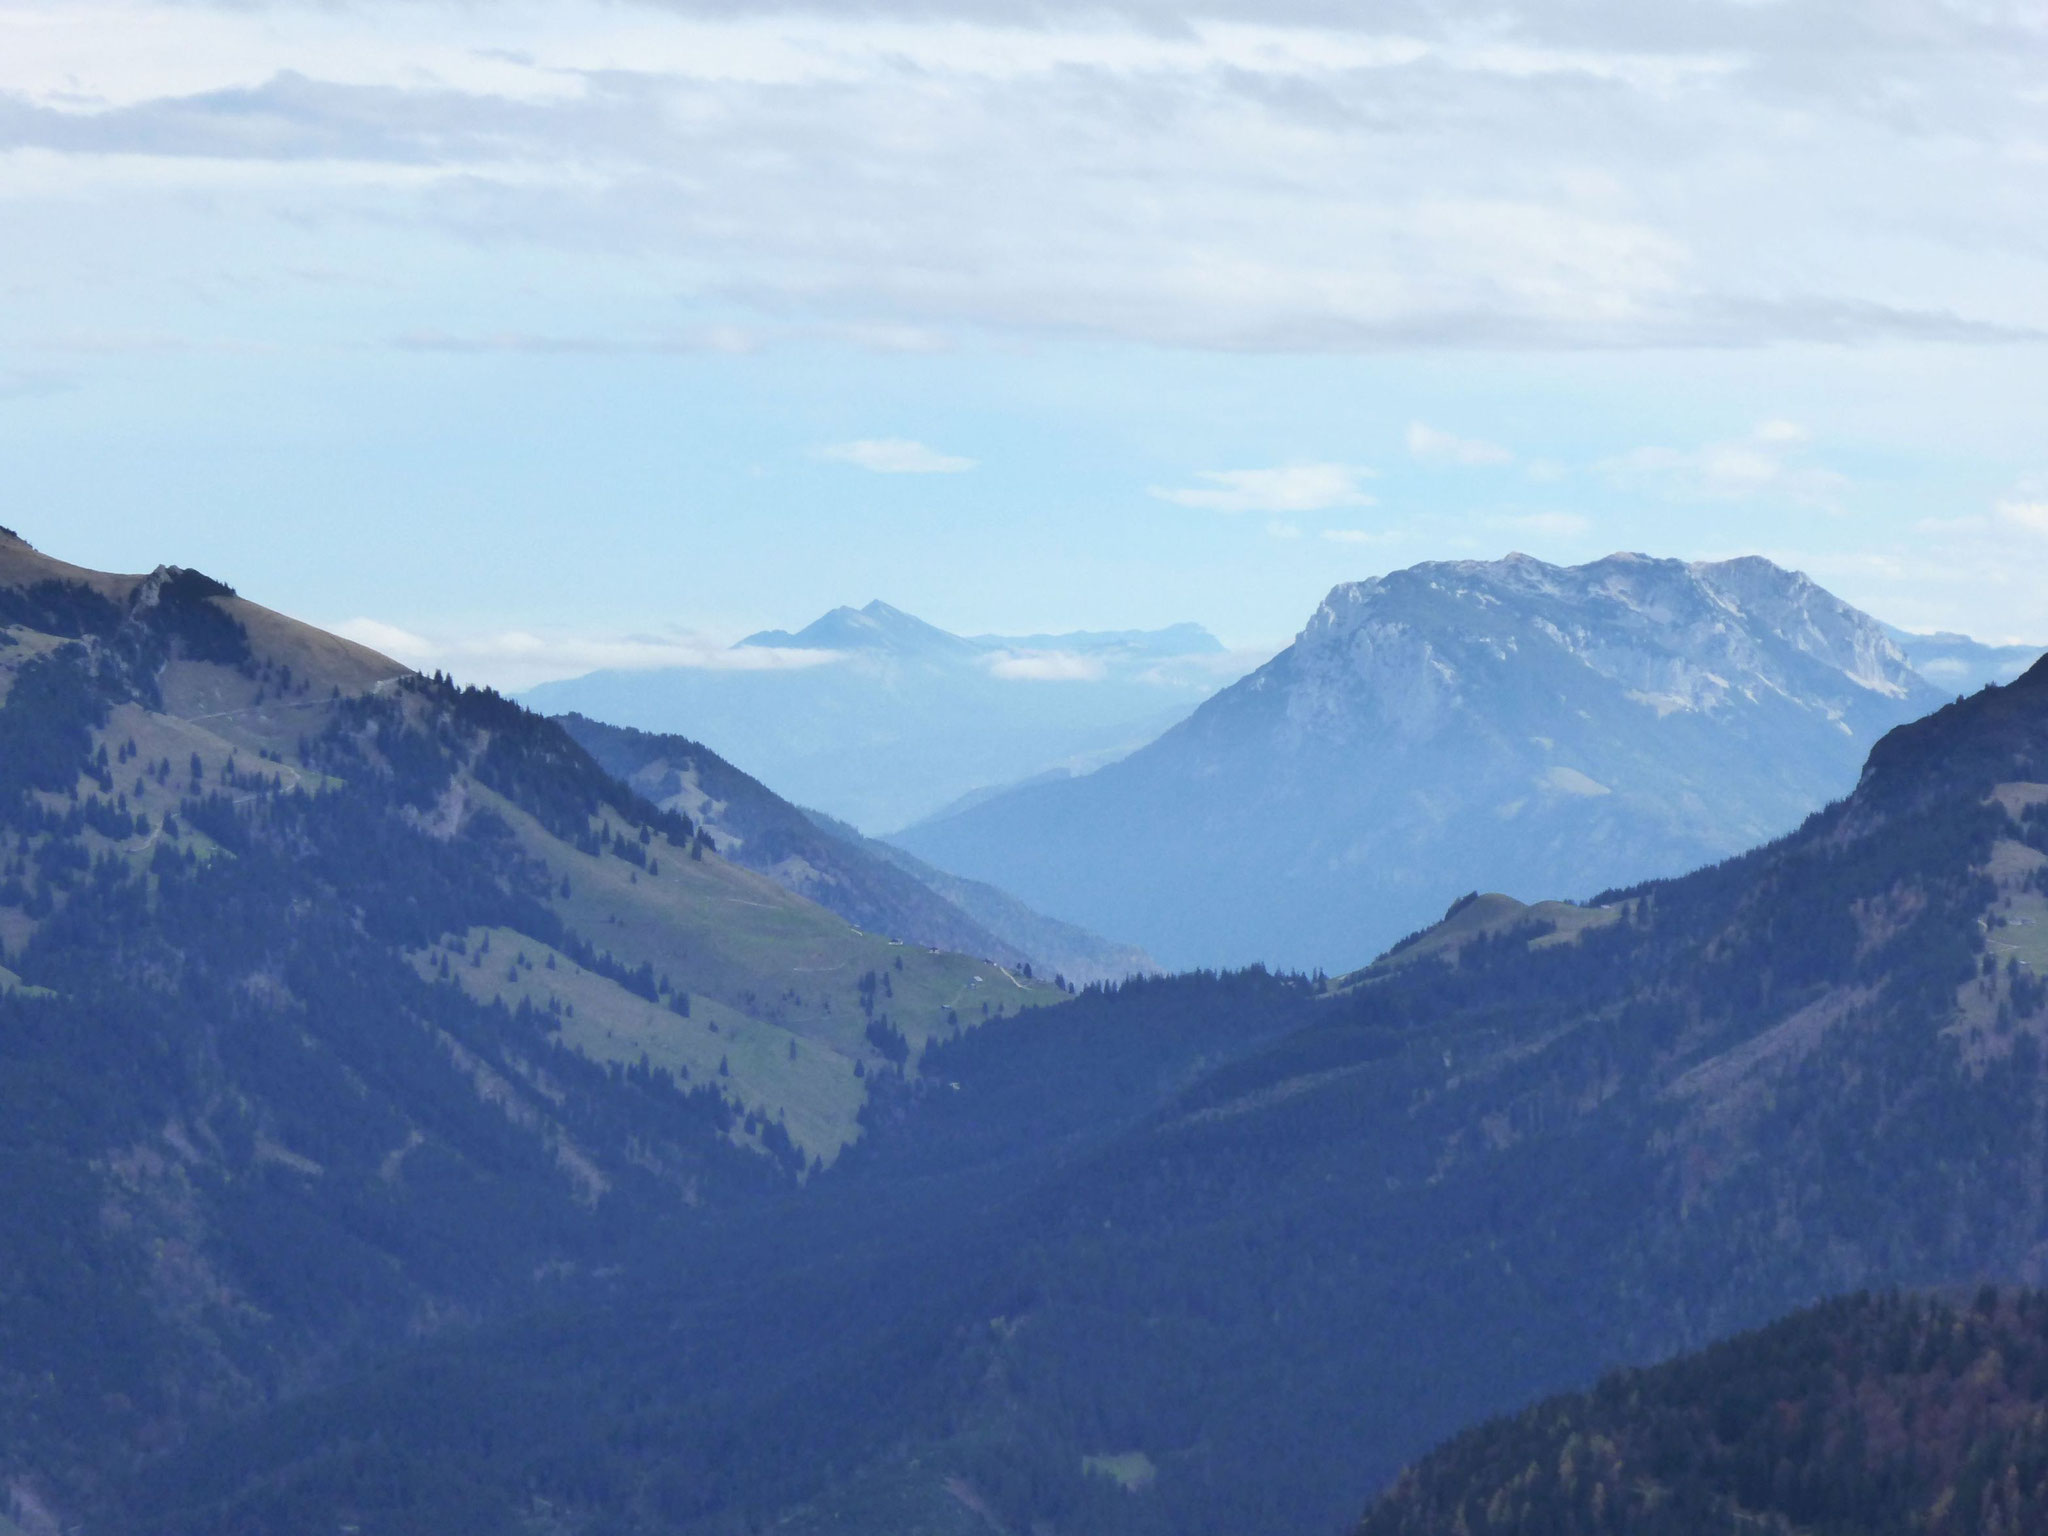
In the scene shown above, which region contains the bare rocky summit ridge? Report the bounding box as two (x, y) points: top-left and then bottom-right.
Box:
(1260, 551), (1925, 751)
(896, 553), (1950, 972)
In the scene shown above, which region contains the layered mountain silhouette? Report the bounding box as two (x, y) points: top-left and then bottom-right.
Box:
(13, 527), (2048, 1536)
(897, 553), (1951, 971)
(117, 641), (2048, 1536)
(524, 601), (1245, 832)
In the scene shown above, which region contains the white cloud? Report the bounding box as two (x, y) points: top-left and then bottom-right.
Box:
(1151, 463), (1375, 514)
(0, 367), (76, 400)
(815, 438), (976, 474)
(395, 326), (761, 356)
(9, 2), (2042, 354)
(333, 617), (432, 660)
(985, 649), (1107, 681)
(330, 617), (842, 691)
(1407, 421), (1513, 466)
(1996, 500), (2048, 536)
(1753, 518), (2048, 651)
(1599, 421), (1847, 510)
(1321, 527), (1400, 545)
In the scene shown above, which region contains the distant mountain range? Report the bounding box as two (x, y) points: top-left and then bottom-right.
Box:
(1887, 623), (2046, 694)
(895, 553), (1962, 972)
(523, 601), (1250, 833)
(558, 713), (1155, 984)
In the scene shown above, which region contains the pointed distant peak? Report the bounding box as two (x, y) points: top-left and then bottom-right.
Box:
(738, 601), (978, 659)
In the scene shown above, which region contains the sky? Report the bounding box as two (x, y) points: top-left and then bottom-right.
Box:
(3, 0), (2046, 690)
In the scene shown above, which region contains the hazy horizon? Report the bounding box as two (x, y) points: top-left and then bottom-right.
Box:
(6, 0), (2047, 689)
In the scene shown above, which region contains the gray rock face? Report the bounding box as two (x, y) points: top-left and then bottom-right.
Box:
(893, 553), (1949, 974)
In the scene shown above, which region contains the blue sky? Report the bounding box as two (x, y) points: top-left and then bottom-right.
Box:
(4, 0), (2046, 688)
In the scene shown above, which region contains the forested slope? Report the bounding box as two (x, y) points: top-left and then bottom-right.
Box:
(112, 655), (2048, 1536)
(1359, 1289), (2048, 1536)
(0, 531), (1064, 1527)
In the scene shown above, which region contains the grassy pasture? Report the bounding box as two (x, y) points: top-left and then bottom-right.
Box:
(415, 924), (871, 1163)
(480, 780), (1065, 1040)
(1083, 1451), (1159, 1492)
(1334, 892), (1623, 991)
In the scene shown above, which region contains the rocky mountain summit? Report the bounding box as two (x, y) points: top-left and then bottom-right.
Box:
(896, 553), (1950, 971)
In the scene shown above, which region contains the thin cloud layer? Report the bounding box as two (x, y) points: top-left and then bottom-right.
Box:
(1600, 422), (1848, 510)
(1999, 501), (2048, 537)
(1152, 464), (1375, 514)
(985, 650), (1108, 681)
(816, 439), (977, 474)
(1773, 484), (2048, 646)
(1408, 422), (1513, 466)
(1491, 511), (1592, 538)
(4, 1), (2045, 353)
(332, 617), (843, 691)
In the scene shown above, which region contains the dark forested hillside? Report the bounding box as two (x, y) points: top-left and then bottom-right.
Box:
(121, 969), (1314, 1536)
(104, 653), (2048, 1536)
(1359, 1289), (2048, 1536)
(0, 532), (1065, 1529)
